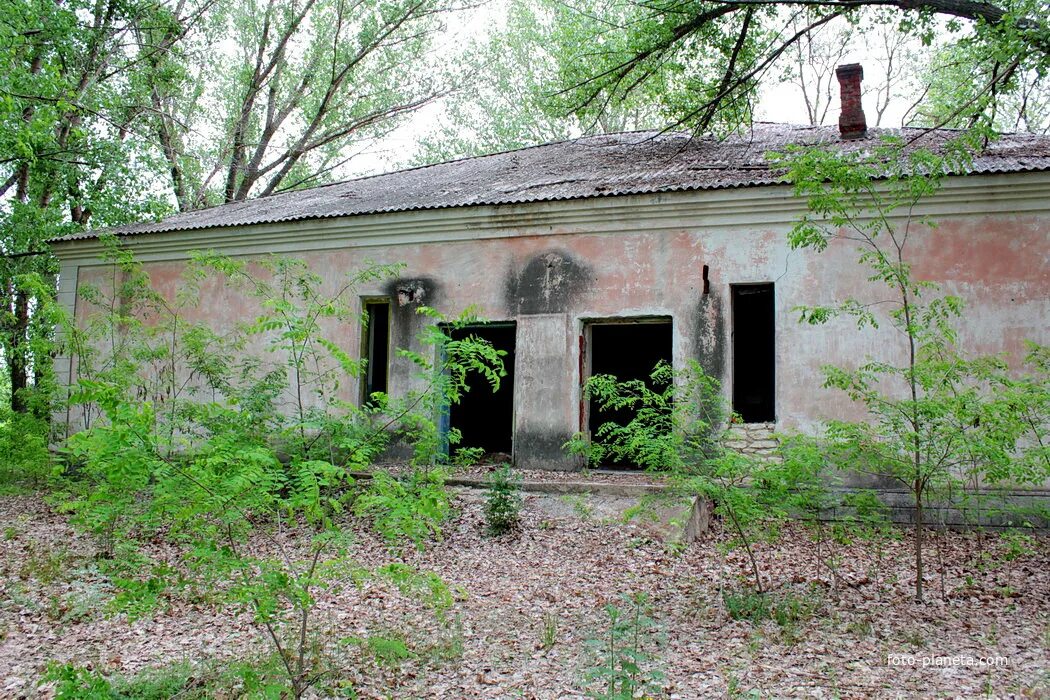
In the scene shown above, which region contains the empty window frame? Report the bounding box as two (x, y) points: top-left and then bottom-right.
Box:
(361, 299), (390, 403)
(731, 283), (775, 423)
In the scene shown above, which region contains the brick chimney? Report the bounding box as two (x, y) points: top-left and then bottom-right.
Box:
(836, 63), (867, 140)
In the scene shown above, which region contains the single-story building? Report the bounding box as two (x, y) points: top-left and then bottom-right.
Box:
(51, 70), (1050, 477)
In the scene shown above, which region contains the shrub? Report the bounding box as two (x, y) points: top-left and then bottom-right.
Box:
(354, 468), (452, 548)
(483, 464), (522, 536)
(567, 360), (826, 593)
(0, 411), (52, 491)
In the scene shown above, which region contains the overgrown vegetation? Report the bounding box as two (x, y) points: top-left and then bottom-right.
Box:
(563, 136), (1048, 606)
(40, 240), (506, 697)
(483, 463), (523, 536)
(774, 136), (1050, 600)
(568, 360), (826, 593)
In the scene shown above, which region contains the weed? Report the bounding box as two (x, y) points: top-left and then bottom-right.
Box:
(423, 614), (465, 664)
(452, 446), (485, 467)
(727, 671), (760, 699)
(902, 628), (927, 649)
(845, 618), (873, 637)
(19, 545), (71, 585)
(722, 588), (819, 629)
(484, 464), (522, 536)
(3, 526), (17, 540)
(664, 540), (687, 557)
(562, 494), (593, 520)
(346, 633), (417, 668)
(582, 592), (665, 700)
(1000, 531), (1035, 561)
(43, 660), (199, 699)
(541, 611), (559, 651)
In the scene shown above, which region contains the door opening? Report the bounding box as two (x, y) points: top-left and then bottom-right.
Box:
(448, 323), (516, 457)
(584, 318), (673, 468)
(731, 284), (775, 422)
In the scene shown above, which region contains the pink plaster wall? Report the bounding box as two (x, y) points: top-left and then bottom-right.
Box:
(70, 206), (1050, 463)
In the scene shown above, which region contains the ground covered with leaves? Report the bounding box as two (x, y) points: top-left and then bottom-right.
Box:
(1, 488), (1047, 699)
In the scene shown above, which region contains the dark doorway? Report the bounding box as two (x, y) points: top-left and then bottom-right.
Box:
(361, 299), (390, 403)
(448, 323), (516, 455)
(586, 319), (673, 468)
(732, 284), (775, 422)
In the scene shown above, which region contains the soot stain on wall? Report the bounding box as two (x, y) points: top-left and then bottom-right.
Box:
(504, 250), (593, 315)
(694, 291), (726, 381)
(383, 276), (440, 349)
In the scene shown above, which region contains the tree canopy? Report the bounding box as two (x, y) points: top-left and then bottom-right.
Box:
(543, 0), (1050, 135)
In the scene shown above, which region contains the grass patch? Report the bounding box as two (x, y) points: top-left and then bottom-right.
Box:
(722, 587), (821, 628)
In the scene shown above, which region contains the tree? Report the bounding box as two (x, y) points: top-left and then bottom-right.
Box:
(147, 0), (469, 208)
(411, 0), (669, 165)
(916, 40), (1050, 132)
(777, 9), (927, 127)
(775, 136), (1050, 601)
(1, 0), (471, 416)
(551, 0), (1050, 135)
(0, 0), (210, 415)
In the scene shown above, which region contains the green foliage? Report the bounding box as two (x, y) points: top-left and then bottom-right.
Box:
(451, 446), (485, 467)
(355, 469), (451, 548)
(349, 633), (418, 668)
(530, 0), (1048, 138)
(483, 464), (523, 536)
(18, 544), (72, 585)
(582, 592), (665, 700)
(44, 661), (197, 700)
(155, 0), (468, 207)
(776, 137), (1050, 601)
(42, 657), (303, 699)
(54, 243), (504, 697)
(411, 0), (667, 164)
(0, 411), (52, 490)
(1, 0), (178, 422)
(567, 360), (724, 470)
(541, 611), (559, 651)
(722, 588), (820, 628)
(561, 493), (595, 520)
(569, 359), (826, 592)
(376, 562), (457, 618)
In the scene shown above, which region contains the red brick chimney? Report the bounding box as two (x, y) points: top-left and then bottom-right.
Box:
(836, 63), (867, 140)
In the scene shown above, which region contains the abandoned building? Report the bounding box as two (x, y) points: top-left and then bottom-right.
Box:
(50, 68), (1050, 479)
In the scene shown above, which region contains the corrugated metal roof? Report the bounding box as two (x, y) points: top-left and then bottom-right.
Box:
(58, 124), (1050, 241)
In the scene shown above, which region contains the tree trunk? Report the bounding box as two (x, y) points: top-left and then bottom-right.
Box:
(9, 290), (30, 414)
(914, 480), (924, 602)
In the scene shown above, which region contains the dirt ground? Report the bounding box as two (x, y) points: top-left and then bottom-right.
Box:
(1, 488), (1047, 699)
